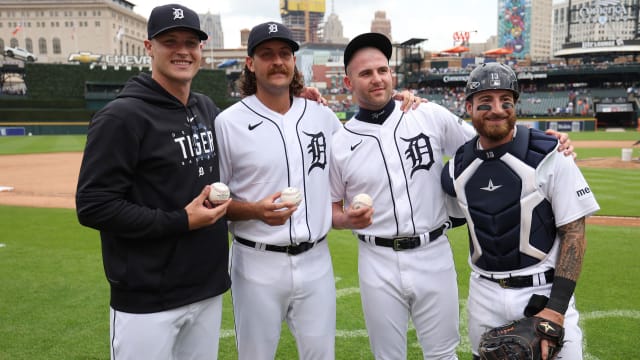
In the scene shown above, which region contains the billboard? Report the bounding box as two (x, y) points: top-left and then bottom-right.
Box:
(498, 0), (530, 59)
(555, 0), (640, 57)
(574, 0), (634, 25)
(596, 103), (634, 113)
(280, 0), (325, 12)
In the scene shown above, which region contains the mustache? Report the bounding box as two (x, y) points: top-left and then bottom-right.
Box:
(268, 66), (290, 76)
(485, 113), (514, 120)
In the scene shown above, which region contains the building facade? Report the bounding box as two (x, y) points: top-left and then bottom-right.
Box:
(200, 12), (224, 50)
(529, 0), (553, 61)
(321, 12), (348, 44)
(552, 0), (640, 60)
(370, 11), (392, 41)
(280, 0), (325, 44)
(0, 0), (147, 64)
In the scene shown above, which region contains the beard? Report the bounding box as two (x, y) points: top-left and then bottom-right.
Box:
(472, 114), (517, 142)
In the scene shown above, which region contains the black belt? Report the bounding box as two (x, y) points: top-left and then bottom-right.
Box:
(357, 224), (447, 251)
(480, 269), (555, 289)
(234, 236), (325, 256)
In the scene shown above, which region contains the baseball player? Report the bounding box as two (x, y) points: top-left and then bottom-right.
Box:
(441, 62), (600, 359)
(330, 32), (477, 359)
(215, 22), (341, 359)
(76, 4), (231, 359)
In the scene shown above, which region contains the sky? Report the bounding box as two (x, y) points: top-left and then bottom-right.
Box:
(131, 0), (503, 52)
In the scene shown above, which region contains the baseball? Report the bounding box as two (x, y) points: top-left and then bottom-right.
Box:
(352, 193), (373, 209)
(208, 182), (230, 203)
(280, 187), (302, 205)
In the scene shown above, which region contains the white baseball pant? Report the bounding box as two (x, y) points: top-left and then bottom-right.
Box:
(110, 295), (223, 360)
(231, 239), (336, 360)
(358, 237), (460, 359)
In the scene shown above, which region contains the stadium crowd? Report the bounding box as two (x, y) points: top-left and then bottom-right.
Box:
(313, 61), (640, 118)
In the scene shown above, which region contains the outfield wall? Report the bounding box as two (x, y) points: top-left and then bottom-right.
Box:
(0, 122), (88, 135)
(519, 117), (597, 132)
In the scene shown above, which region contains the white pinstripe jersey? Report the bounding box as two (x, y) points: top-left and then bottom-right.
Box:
(330, 101), (476, 238)
(216, 95), (342, 245)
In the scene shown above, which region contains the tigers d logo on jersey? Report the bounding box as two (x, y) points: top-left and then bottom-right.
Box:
(401, 133), (434, 177)
(304, 131), (327, 174)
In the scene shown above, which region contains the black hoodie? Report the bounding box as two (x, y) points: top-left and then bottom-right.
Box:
(76, 73), (230, 313)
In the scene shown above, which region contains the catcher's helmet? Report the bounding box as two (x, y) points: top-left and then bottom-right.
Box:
(465, 62), (519, 101)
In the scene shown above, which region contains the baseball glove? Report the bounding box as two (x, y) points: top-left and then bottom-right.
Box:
(478, 316), (564, 360)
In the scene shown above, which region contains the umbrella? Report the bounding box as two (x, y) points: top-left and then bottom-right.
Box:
(441, 45), (470, 54)
(483, 47), (513, 56)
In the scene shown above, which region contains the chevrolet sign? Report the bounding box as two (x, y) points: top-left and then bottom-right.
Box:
(68, 52), (103, 64)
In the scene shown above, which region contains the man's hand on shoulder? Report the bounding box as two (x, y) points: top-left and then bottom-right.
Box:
(394, 89), (428, 112)
(300, 86), (328, 105)
(545, 129), (575, 158)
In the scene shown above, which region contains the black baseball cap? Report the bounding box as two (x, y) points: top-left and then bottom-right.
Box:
(344, 32), (392, 68)
(147, 4), (208, 41)
(247, 22), (299, 56)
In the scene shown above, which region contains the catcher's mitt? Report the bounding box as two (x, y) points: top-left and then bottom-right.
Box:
(478, 316), (564, 360)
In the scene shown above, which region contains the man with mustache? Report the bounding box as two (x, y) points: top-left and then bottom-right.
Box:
(214, 21), (341, 360)
(441, 62), (599, 359)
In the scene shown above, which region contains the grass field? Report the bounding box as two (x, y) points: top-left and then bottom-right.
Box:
(0, 135), (87, 155)
(0, 207), (638, 359)
(581, 168), (640, 217)
(0, 132), (638, 359)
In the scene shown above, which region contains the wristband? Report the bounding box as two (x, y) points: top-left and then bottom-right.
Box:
(547, 276), (576, 314)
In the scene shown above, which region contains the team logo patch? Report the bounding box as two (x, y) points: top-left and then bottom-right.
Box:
(172, 8), (184, 20)
(401, 133), (434, 177)
(172, 124), (216, 168)
(304, 131), (327, 174)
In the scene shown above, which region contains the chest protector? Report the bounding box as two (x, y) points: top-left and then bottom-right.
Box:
(447, 126), (557, 272)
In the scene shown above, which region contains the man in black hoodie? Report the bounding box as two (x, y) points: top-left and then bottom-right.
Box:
(76, 4), (231, 359)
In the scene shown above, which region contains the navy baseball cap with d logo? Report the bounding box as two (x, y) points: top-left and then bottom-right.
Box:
(147, 4), (208, 41)
(247, 22), (300, 56)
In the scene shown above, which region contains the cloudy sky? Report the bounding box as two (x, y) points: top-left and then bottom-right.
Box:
(132, 0), (504, 52)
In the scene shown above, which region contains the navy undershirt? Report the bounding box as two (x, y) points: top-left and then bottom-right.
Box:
(355, 99), (396, 125)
